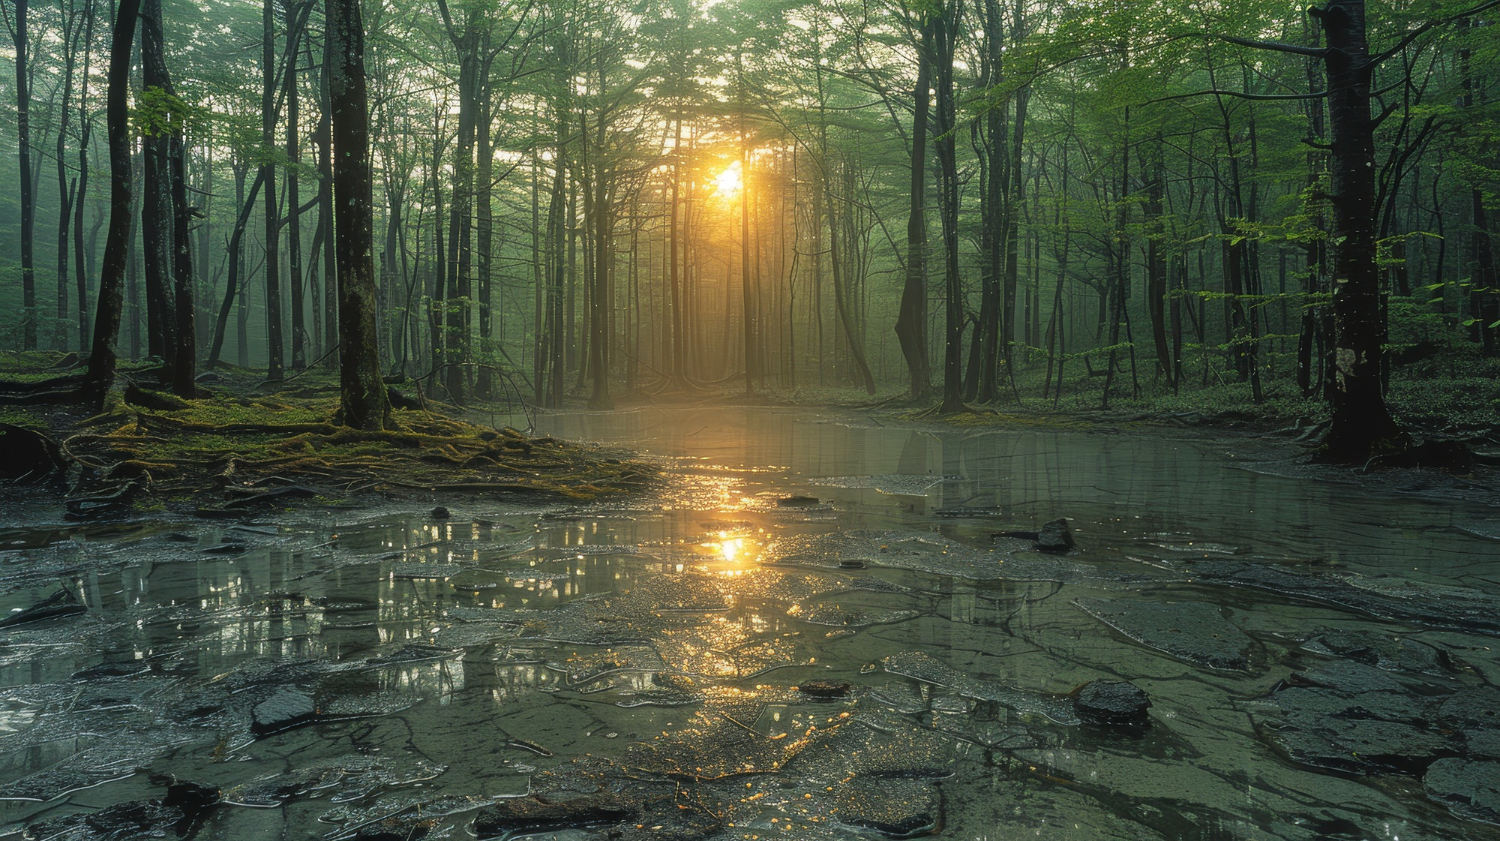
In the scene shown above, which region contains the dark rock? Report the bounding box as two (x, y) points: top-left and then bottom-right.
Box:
(222, 486), (318, 509)
(430, 506), (451, 520)
(838, 559), (867, 570)
(1072, 680), (1151, 728)
(1036, 518), (1075, 553)
(1301, 629), (1455, 675)
(251, 689), (318, 736)
(386, 387), (423, 410)
(1466, 729), (1500, 760)
(0, 423), (62, 481)
(472, 793), (637, 837)
(0, 588), (85, 628)
(1261, 681), (1455, 775)
(194, 371), (221, 383)
(1074, 597), (1254, 671)
(798, 680), (852, 699)
(1189, 559), (1500, 637)
(162, 780), (221, 828)
(24, 800), (178, 840)
(1439, 687), (1500, 730)
(1424, 758), (1500, 824)
(833, 778), (941, 837)
(777, 495), (821, 507)
(202, 543), (247, 555)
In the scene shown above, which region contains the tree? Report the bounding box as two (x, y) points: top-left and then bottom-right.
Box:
(84, 0), (142, 396)
(327, 0), (390, 430)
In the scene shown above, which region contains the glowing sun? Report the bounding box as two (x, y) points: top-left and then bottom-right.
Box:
(713, 161), (742, 196)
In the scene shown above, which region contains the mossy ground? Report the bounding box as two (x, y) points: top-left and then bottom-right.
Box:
(1, 356), (654, 516)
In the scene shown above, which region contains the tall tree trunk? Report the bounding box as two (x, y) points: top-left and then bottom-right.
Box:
(54, 5), (83, 350)
(319, 53), (338, 368)
(11, 0), (37, 350)
(1312, 0), (1404, 461)
(934, 0), (965, 413)
(326, 0), (389, 430)
(84, 0), (142, 396)
(895, 15), (933, 400)
(207, 172), (266, 368)
(476, 92), (495, 398)
(287, 0), (305, 370)
(141, 0), (180, 384)
(74, 1), (95, 353)
(263, 0), (284, 381)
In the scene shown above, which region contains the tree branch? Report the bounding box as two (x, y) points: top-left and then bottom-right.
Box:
(1219, 35), (1328, 58)
(1148, 88), (1329, 105)
(1368, 0), (1500, 67)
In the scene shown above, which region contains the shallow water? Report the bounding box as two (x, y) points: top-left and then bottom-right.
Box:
(2, 406), (1500, 840)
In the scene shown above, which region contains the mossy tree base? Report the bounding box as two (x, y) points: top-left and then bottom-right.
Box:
(2, 371), (652, 517)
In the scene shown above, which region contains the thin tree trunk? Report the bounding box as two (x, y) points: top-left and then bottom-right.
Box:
(84, 0), (142, 395)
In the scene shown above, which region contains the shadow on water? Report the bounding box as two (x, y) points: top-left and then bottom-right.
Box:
(1, 406), (1499, 839)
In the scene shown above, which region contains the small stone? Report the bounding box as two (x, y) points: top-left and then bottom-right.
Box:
(1036, 518), (1075, 553)
(0, 588), (85, 628)
(430, 506), (451, 520)
(1072, 680), (1151, 728)
(251, 689), (317, 736)
(163, 780), (221, 826)
(472, 793), (637, 837)
(797, 680), (851, 699)
(777, 495), (821, 507)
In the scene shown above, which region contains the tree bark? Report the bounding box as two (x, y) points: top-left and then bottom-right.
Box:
(1312, 0), (1405, 461)
(84, 0), (142, 396)
(326, 0), (390, 430)
(895, 16), (933, 400)
(934, 0), (965, 413)
(11, 0), (37, 350)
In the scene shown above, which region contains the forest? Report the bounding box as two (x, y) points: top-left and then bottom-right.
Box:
(2, 0), (1499, 453)
(6, 3), (1500, 838)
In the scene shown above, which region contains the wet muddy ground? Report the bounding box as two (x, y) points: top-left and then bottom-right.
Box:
(2, 406), (1499, 840)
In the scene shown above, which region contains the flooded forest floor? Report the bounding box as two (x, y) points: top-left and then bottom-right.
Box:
(1, 389), (1500, 840)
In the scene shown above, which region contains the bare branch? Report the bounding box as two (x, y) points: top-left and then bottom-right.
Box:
(1369, 0), (1500, 67)
(1219, 35), (1328, 58)
(1148, 88), (1329, 105)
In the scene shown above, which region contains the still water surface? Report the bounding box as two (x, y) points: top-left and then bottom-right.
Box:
(2, 407), (1498, 840)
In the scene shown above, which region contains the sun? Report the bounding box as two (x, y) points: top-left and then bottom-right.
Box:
(713, 161), (742, 196)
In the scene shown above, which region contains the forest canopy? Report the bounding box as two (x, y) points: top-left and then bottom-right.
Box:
(1, 0), (1497, 459)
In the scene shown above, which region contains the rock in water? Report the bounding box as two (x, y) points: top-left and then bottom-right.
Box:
(431, 506), (451, 520)
(252, 689), (318, 736)
(798, 680), (852, 699)
(833, 778), (941, 836)
(1036, 518), (1075, 553)
(0, 423), (62, 481)
(472, 793), (637, 837)
(1424, 759), (1500, 824)
(777, 495), (821, 507)
(0, 588), (85, 628)
(1072, 680), (1151, 728)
